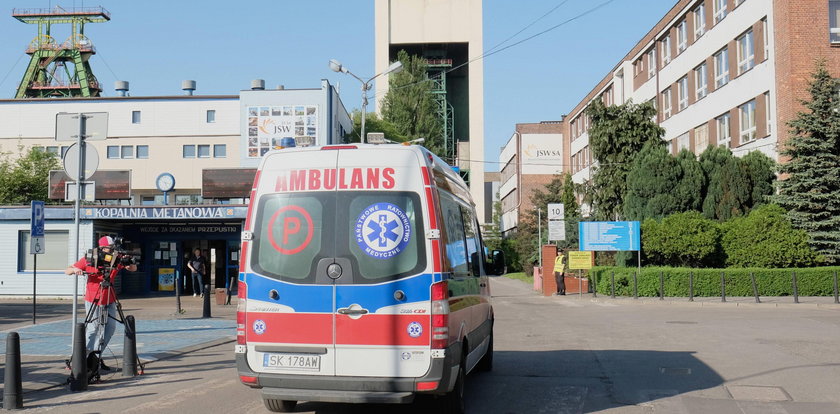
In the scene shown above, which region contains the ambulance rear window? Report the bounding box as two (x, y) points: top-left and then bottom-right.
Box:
(250, 191), (425, 283)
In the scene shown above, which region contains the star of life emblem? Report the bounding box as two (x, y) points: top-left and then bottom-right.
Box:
(407, 322), (423, 338)
(355, 203), (411, 259)
(253, 319), (266, 335)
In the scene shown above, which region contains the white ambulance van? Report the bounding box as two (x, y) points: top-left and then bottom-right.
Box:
(235, 143), (503, 413)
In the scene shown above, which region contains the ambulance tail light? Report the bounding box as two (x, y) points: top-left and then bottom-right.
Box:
(239, 375), (258, 386)
(430, 281), (450, 349)
(237, 281), (247, 345)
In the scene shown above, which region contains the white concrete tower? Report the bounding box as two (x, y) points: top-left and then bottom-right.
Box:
(374, 0), (487, 223)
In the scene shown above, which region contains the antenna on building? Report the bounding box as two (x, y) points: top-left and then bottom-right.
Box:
(11, 6), (111, 98)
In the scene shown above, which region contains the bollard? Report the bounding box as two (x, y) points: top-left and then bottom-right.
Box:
(659, 271), (664, 300)
(632, 272), (638, 299)
(792, 271), (799, 304)
(689, 271), (694, 302)
(70, 322), (87, 391)
(122, 315), (138, 377)
(720, 271), (726, 303)
(833, 271), (839, 304)
(592, 270), (597, 298)
(610, 271), (615, 299)
(750, 272), (760, 303)
(175, 275), (183, 314)
(202, 284), (211, 318)
(3, 332), (23, 409)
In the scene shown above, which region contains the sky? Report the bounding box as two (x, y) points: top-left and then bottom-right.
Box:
(0, 0), (674, 172)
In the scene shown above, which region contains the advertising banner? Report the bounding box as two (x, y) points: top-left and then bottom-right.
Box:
(158, 268), (175, 291)
(246, 105), (318, 158)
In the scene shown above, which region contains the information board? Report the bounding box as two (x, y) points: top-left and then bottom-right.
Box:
(568, 251), (593, 269)
(579, 221), (640, 251)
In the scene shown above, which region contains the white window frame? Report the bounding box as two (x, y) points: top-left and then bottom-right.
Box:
(213, 144), (226, 158)
(740, 100), (756, 143)
(765, 92), (772, 135)
(717, 113), (731, 147)
(677, 21), (688, 53)
(647, 49), (656, 78)
(206, 110), (216, 123)
(678, 77), (688, 110)
(676, 133), (690, 153)
(831, 1), (840, 43)
(762, 18), (770, 59)
(737, 29), (755, 75)
(183, 145), (196, 158)
(695, 63), (708, 100)
(714, 47), (729, 88)
(131, 110), (141, 124)
(714, 0), (727, 23)
(120, 145), (134, 159)
(197, 144), (211, 158)
(694, 3), (706, 39)
(662, 88), (672, 119)
(661, 36), (672, 65)
(137, 145), (149, 159)
(107, 146), (119, 159)
(695, 124), (709, 153)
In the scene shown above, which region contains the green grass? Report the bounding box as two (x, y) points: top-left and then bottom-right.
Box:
(504, 272), (533, 285)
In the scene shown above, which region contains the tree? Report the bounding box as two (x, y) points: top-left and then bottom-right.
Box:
(699, 146), (774, 221)
(586, 99), (664, 220)
(742, 150), (775, 208)
(641, 211), (722, 267)
(345, 111), (406, 143)
(0, 146), (60, 204)
(380, 50), (444, 156)
(559, 173), (581, 247)
(699, 145), (732, 219)
(775, 60), (840, 264)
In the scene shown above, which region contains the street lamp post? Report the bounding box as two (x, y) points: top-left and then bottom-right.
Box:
(329, 59), (403, 143)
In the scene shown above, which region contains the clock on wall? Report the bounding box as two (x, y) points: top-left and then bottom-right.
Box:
(156, 172), (175, 192)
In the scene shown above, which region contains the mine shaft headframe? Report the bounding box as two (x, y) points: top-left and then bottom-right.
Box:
(12, 6), (110, 25)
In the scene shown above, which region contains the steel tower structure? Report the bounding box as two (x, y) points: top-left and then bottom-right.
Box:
(426, 59), (456, 165)
(12, 6), (110, 98)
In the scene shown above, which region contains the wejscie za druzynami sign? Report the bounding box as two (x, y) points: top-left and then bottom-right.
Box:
(81, 207), (239, 219)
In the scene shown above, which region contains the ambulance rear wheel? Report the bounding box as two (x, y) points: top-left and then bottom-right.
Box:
(264, 398), (297, 412)
(441, 348), (466, 414)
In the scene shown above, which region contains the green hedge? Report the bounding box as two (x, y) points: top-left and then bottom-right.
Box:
(591, 266), (840, 297)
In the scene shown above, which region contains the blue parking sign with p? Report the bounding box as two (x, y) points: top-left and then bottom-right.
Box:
(31, 201), (45, 237)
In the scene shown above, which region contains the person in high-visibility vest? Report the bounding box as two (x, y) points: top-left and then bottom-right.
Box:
(554, 249), (566, 295)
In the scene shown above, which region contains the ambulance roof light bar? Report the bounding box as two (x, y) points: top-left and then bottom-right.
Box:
(294, 136), (313, 147)
(366, 132), (386, 144)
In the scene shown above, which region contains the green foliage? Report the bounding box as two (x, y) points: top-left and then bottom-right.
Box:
(593, 266), (840, 297)
(742, 150), (775, 208)
(775, 60), (840, 264)
(0, 146), (60, 204)
(512, 173), (580, 273)
(380, 50), (444, 157)
(722, 204), (822, 268)
(641, 211), (722, 267)
(623, 144), (704, 220)
(345, 111), (406, 143)
(484, 197), (522, 273)
(698, 145), (775, 221)
(586, 99), (664, 220)
(699, 145), (732, 219)
(716, 156), (751, 220)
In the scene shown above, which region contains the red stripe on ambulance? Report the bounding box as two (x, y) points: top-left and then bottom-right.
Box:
(336, 314), (429, 346)
(246, 312), (332, 344)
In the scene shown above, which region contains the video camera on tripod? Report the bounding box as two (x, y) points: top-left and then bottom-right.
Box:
(84, 236), (137, 273)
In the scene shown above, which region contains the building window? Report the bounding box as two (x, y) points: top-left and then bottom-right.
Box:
(694, 3), (706, 39)
(45, 146), (59, 155)
(107, 146), (119, 159)
(695, 124), (709, 153)
(737, 29), (755, 74)
(831, 1), (840, 43)
(677, 133), (690, 152)
(60, 146), (70, 157)
(661, 36), (671, 65)
(137, 145), (149, 159)
(717, 113), (731, 147)
(197, 144), (211, 158)
(206, 110), (216, 123)
(647, 49), (656, 78)
(677, 20), (688, 53)
(131, 110), (141, 124)
(678, 77), (688, 111)
(183, 145), (196, 158)
(214, 144), (226, 158)
(662, 88), (672, 119)
(714, 47), (729, 88)
(18, 230), (69, 271)
(695, 63), (708, 100)
(120, 145), (134, 159)
(740, 100), (757, 143)
(713, 0), (727, 23)
(763, 18), (770, 59)
(765, 92), (772, 135)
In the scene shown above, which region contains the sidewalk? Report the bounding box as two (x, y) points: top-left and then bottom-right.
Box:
(0, 293), (236, 396)
(553, 290), (840, 309)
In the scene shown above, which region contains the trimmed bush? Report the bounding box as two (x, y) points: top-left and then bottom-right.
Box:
(642, 211), (722, 267)
(592, 266), (840, 297)
(722, 204), (822, 268)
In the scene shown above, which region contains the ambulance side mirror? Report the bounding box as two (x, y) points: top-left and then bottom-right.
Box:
(489, 250), (505, 275)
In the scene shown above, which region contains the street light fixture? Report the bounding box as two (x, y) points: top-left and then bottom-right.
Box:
(329, 59), (403, 143)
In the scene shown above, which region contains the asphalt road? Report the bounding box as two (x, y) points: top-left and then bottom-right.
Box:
(10, 276), (840, 413)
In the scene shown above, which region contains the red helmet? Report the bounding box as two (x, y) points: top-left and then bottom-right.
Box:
(98, 236), (114, 247)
